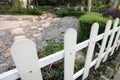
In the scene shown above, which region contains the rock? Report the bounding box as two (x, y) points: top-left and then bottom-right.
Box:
(99, 75), (109, 80)
(3, 52), (11, 58)
(37, 25), (40, 27)
(40, 16), (45, 20)
(33, 33), (41, 38)
(114, 67), (120, 80)
(30, 26), (38, 29)
(115, 54), (120, 64)
(14, 35), (27, 41)
(11, 28), (24, 35)
(61, 29), (65, 33)
(18, 18), (23, 21)
(38, 28), (44, 32)
(41, 22), (50, 28)
(47, 17), (53, 21)
(0, 63), (9, 73)
(75, 50), (84, 61)
(105, 67), (113, 78)
(40, 20), (49, 24)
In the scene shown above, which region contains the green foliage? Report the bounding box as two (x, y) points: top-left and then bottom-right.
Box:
(41, 39), (64, 56)
(41, 6), (52, 11)
(42, 59), (64, 80)
(38, 39), (119, 80)
(8, 8), (26, 14)
(55, 8), (69, 17)
(0, 8), (6, 14)
(86, 50), (119, 80)
(78, 12), (109, 42)
(11, 0), (22, 9)
(27, 7), (42, 15)
(37, 39), (85, 80)
(91, 0), (112, 12)
(55, 8), (86, 17)
(0, 8), (42, 15)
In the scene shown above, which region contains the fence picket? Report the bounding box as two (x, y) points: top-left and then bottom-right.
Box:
(95, 20), (112, 69)
(110, 28), (120, 55)
(82, 23), (99, 80)
(64, 28), (77, 80)
(0, 19), (120, 80)
(103, 18), (119, 62)
(11, 39), (43, 80)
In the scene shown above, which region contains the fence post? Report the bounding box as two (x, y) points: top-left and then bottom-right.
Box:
(103, 18), (119, 62)
(64, 28), (77, 80)
(11, 39), (43, 80)
(110, 28), (120, 55)
(82, 23), (99, 80)
(95, 20), (112, 69)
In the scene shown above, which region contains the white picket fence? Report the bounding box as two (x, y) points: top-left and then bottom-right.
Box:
(0, 18), (120, 80)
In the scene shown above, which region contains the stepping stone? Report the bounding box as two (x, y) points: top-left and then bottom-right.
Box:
(33, 33), (41, 38)
(41, 22), (50, 28)
(11, 28), (24, 35)
(3, 52), (11, 58)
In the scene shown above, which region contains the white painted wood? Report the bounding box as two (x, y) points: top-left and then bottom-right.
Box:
(73, 46), (116, 80)
(116, 40), (120, 50)
(11, 39), (43, 80)
(0, 22), (120, 80)
(95, 20), (112, 69)
(103, 18), (119, 62)
(64, 28), (77, 80)
(110, 28), (120, 55)
(0, 69), (19, 80)
(82, 23), (99, 80)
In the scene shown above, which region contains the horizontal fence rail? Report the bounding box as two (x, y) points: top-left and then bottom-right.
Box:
(0, 18), (120, 80)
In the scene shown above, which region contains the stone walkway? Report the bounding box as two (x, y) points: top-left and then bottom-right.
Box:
(0, 13), (60, 73)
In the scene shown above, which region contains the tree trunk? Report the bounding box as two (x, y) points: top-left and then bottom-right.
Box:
(112, 0), (118, 8)
(88, 0), (92, 12)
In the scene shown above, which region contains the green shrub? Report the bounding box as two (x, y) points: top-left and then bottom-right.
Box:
(0, 8), (6, 14)
(78, 12), (109, 42)
(67, 11), (86, 17)
(27, 7), (42, 15)
(41, 6), (52, 11)
(55, 8), (86, 17)
(8, 8), (26, 14)
(8, 7), (42, 15)
(55, 8), (69, 17)
(40, 39), (64, 56)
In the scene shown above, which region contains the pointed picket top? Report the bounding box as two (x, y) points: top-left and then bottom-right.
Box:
(95, 20), (112, 69)
(11, 39), (43, 80)
(103, 18), (119, 62)
(64, 28), (77, 80)
(82, 23), (99, 80)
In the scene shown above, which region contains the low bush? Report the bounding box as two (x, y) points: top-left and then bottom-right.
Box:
(8, 7), (42, 15)
(27, 7), (42, 15)
(55, 8), (86, 17)
(0, 8), (6, 14)
(54, 8), (69, 17)
(41, 39), (64, 56)
(8, 8), (26, 14)
(102, 8), (120, 19)
(78, 12), (109, 42)
(41, 6), (52, 11)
